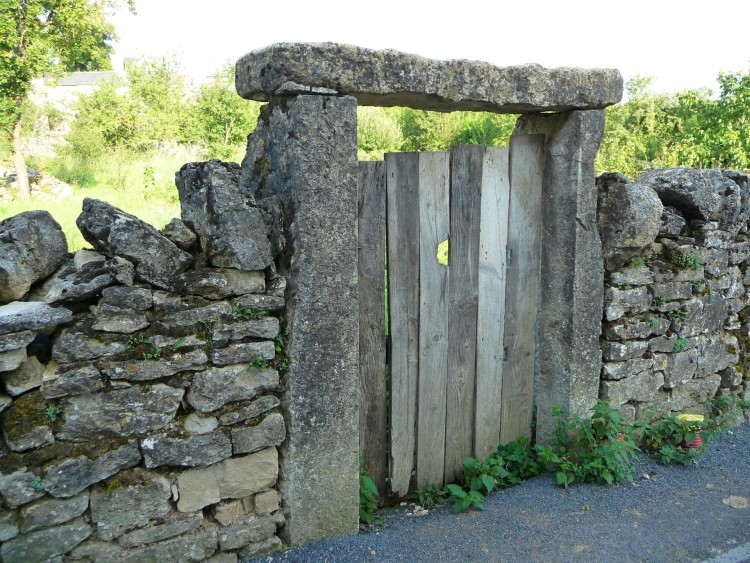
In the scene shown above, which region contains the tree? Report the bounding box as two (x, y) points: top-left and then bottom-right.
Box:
(0, 0), (133, 200)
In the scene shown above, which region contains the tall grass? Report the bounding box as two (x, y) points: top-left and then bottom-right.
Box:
(0, 149), (197, 251)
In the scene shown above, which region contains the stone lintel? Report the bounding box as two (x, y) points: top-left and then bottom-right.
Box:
(513, 110), (606, 443)
(236, 42), (623, 113)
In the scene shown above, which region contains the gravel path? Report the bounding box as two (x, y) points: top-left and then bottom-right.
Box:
(257, 421), (750, 563)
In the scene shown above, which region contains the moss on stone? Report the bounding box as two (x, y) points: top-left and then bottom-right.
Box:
(0, 392), (53, 444)
(102, 467), (154, 493)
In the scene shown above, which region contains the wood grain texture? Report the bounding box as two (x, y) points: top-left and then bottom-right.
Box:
(474, 146), (511, 460)
(386, 152), (420, 496)
(416, 151), (450, 488)
(357, 161), (388, 496)
(444, 145), (483, 483)
(499, 135), (545, 444)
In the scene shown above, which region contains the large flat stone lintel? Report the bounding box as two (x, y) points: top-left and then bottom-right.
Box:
(236, 42), (623, 113)
(513, 110), (606, 443)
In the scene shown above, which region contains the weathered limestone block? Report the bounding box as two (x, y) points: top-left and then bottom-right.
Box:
(218, 395), (280, 426)
(0, 211), (68, 303)
(212, 317), (280, 346)
(176, 160), (273, 270)
(729, 239), (750, 264)
(19, 492), (89, 533)
(172, 269), (266, 300)
(161, 218), (197, 251)
(176, 448), (278, 512)
(2, 355), (44, 396)
(231, 412), (286, 454)
(600, 371), (665, 407)
(0, 330), (35, 353)
(236, 42), (623, 112)
(187, 365), (278, 412)
(30, 259), (121, 304)
(696, 334), (739, 377)
(153, 301), (232, 333)
(0, 347), (26, 373)
(232, 294), (285, 312)
(117, 512), (203, 548)
(41, 362), (104, 398)
(609, 266), (653, 287)
(141, 429), (232, 468)
(69, 539), (123, 562)
(238, 536), (283, 560)
(603, 316), (670, 341)
(720, 367), (743, 388)
(677, 295), (728, 337)
(90, 471), (171, 540)
(597, 172), (662, 270)
(119, 528), (218, 562)
(0, 301), (72, 335)
(98, 349), (208, 382)
(724, 266), (744, 299)
(44, 440), (141, 498)
(639, 168), (749, 228)
(255, 489), (281, 514)
(218, 514), (276, 551)
(210, 340), (275, 366)
(76, 198), (193, 288)
(604, 286), (650, 321)
(184, 413), (219, 434)
(91, 304), (149, 333)
(657, 349), (699, 388)
(648, 334), (698, 353)
(0, 468), (45, 507)
(651, 281), (693, 301)
(58, 385), (184, 441)
(600, 339), (649, 362)
(702, 248), (729, 277)
(601, 357), (654, 381)
(212, 497), (253, 526)
(659, 206), (687, 238)
(0, 513), (18, 541)
(0, 518), (91, 563)
(1, 391), (54, 451)
(0, 393), (10, 413)
(52, 328), (127, 364)
(100, 286), (153, 310)
(670, 374), (722, 411)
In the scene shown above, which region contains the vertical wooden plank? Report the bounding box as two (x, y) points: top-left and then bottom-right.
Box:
(386, 152), (420, 497)
(444, 145), (482, 483)
(416, 151), (450, 488)
(358, 161), (388, 496)
(474, 146), (511, 460)
(500, 134), (545, 444)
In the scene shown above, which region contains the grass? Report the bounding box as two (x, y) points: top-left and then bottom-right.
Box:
(1, 149), (192, 251)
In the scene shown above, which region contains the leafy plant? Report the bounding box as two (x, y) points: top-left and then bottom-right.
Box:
(233, 307), (269, 320)
(630, 257), (645, 268)
(534, 401), (640, 487)
(649, 315), (660, 328)
(359, 459), (379, 524)
(638, 413), (705, 466)
(675, 252), (701, 271)
(618, 283), (632, 290)
(143, 347), (162, 361)
(45, 403), (62, 422)
(127, 334), (151, 350)
(247, 354), (269, 370)
(29, 477), (44, 492)
(274, 331), (287, 354)
(673, 338), (690, 353)
(668, 308), (688, 322)
(170, 337), (187, 352)
(445, 483), (485, 512)
(652, 296), (666, 308)
(412, 483), (446, 508)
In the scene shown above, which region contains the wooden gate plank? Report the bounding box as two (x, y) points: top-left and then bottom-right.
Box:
(474, 146), (511, 460)
(500, 135), (545, 444)
(358, 161), (388, 496)
(416, 151), (450, 488)
(444, 145), (482, 483)
(386, 152), (420, 497)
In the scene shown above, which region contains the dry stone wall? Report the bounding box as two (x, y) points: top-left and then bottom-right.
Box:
(0, 161), (286, 562)
(598, 168), (750, 421)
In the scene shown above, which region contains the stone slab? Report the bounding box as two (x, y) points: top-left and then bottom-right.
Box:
(236, 43), (623, 113)
(0, 518), (91, 563)
(0, 301), (72, 335)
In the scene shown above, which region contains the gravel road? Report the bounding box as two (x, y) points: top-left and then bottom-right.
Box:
(256, 421), (750, 563)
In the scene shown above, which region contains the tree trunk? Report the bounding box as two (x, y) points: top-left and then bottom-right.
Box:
(12, 118), (31, 201)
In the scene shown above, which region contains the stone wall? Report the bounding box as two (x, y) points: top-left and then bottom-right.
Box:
(598, 168), (750, 420)
(0, 160), (287, 562)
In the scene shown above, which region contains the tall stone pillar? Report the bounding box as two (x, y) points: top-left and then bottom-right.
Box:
(241, 94), (359, 545)
(513, 110), (606, 443)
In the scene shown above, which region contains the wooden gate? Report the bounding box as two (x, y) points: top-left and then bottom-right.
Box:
(358, 135), (544, 497)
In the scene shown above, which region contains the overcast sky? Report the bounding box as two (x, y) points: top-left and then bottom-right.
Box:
(109, 0), (749, 96)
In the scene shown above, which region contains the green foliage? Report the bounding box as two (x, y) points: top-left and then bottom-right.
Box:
(142, 347), (161, 361)
(629, 257), (645, 268)
(412, 483), (446, 508)
(534, 401), (639, 487)
(638, 413), (705, 466)
(445, 483), (485, 512)
(233, 307), (269, 320)
(648, 315), (660, 328)
(675, 252), (701, 271)
(45, 403), (62, 423)
(357, 106), (403, 161)
(398, 109), (516, 152)
(29, 477), (44, 491)
(247, 354), (268, 370)
(359, 459), (379, 524)
(673, 338), (690, 353)
(667, 308), (688, 322)
(170, 337), (187, 352)
(127, 334), (151, 350)
(652, 296), (666, 308)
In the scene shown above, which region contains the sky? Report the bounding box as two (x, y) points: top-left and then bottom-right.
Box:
(109, 0), (750, 97)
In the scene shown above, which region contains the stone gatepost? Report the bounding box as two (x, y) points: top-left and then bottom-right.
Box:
(236, 42), (622, 545)
(238, 93), (360, 545)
